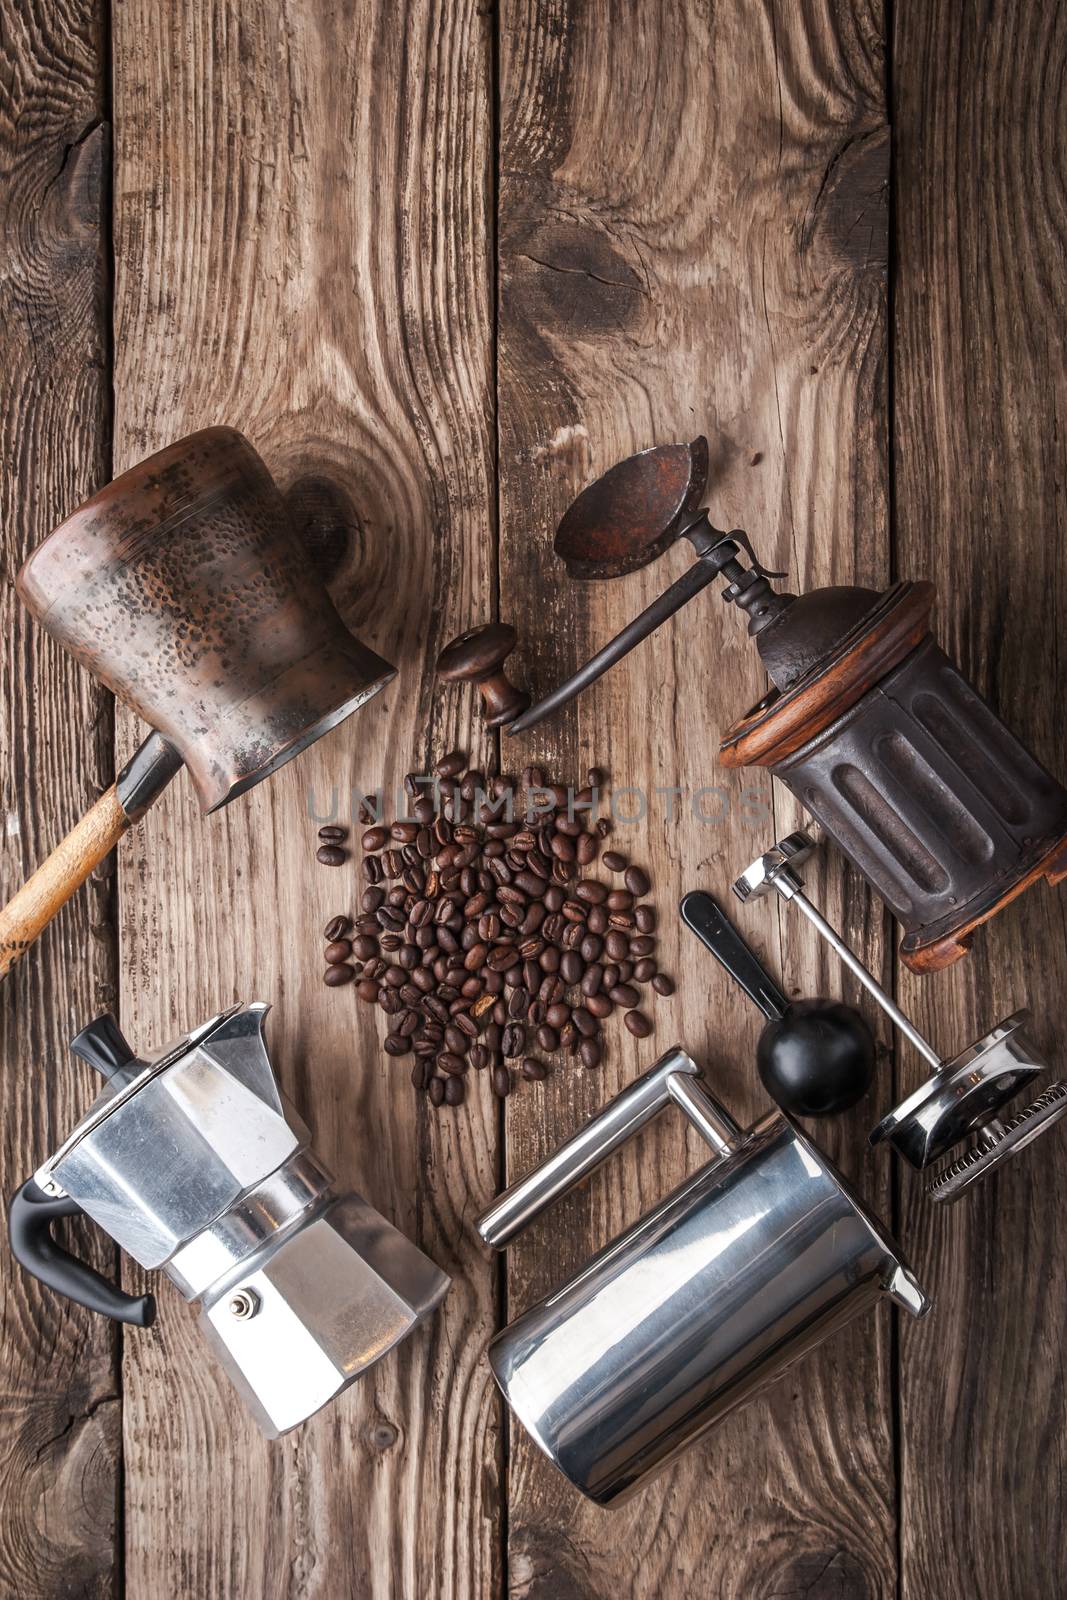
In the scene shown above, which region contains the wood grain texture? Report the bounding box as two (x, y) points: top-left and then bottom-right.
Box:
(0, 783), (130, 978)
(110, 1), (501, 1595)
(496, 3), (897, 1595)
(892, 1), (1067, 1595)
(0, 1), (120, 1595)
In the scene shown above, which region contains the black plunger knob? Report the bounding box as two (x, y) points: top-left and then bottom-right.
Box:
(680, 891), (875, 1117)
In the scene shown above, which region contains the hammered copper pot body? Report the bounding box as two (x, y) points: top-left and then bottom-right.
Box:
(17, 427), (395, 811)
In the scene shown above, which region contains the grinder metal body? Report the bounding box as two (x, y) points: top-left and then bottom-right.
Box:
(9, 1003), (449, 1437)
(507, 438), (1067, 972)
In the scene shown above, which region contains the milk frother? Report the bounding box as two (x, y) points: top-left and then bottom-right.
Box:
(477, 1046), (928, 1506)
(735, 833), (1067, 1201)
(505, 437), (1067, 972)
(8, 1002), (450, 1435)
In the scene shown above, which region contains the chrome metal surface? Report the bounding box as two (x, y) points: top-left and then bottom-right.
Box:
(735, 831), (943, 1070)
(929, 1081), (1067, 1202)
(28, 1001), (451, 1436)
(870, 1011), (1046, 1167)
(478, 1046), (928, 1506)
(202, 1193), (450, 1438)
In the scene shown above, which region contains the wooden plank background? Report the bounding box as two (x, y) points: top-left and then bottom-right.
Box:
(0, 1), (1063, 1596)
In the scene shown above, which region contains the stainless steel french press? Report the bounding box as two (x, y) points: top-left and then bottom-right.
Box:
(477, 1047), (928, 1506)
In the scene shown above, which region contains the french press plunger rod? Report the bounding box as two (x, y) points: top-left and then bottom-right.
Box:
(734, 833), (1067, 1201)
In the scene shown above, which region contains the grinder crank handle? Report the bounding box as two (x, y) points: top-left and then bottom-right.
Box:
(0, 732), (181, 981)
(9, 1178), (155, 1326)
(680, 891), (788, 1021)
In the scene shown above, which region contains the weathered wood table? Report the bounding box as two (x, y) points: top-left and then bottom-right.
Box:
(2, 2), (1064, 1595)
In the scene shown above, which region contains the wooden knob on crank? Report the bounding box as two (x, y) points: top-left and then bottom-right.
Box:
(436, 623), (530, 728)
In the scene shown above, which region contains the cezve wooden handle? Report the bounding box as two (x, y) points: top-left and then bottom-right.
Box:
(0, 787), (131, 979)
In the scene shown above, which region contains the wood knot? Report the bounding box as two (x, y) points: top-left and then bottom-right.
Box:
(804, 125), (889, 278)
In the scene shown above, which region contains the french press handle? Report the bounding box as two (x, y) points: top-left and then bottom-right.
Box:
(8, 1178), (155, 1326)
(477, 1046), (744, 1250)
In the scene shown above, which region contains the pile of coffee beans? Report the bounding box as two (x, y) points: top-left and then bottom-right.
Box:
(315, 754), (673, 1109)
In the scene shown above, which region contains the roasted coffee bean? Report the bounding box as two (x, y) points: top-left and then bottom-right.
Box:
(383, 1033), (411, 1057)
(493, 998), (509, 1025)
(400, 983), (424, 1007)
(536, 1024), (559, 1052)
(487, 945), (520, 972)
(414, 797), (435, 825)
(502, 1022), (526, 1057)
(437, 1052), (467, 1077)
(361, 887), (385, 913)
(382, 848), (404, 875)
(616, 960), (634, 983)
(379, 988), (403, 1015)
(574, 880), (606, 905)
(586, 992), (612, 1019)
(607, 889), (634, 912)
(358, 795), (380, 823)
(630, 935), (656, 956)
(561, 922), (585, 953)
(521, 764), (545, 788)
(625, 866), (650, 897)
(539, 945), (561, 974)
(356, 978), (380, 1002)
(362, 855), (384, 883)
(572, 1007), (597, 1038)
(391, 821), (419, 843)
(624, 1010), (652, 1038)
(550, 832), (576, 862)
(521, 1058), (548, 1081)
(452, 1010), (478, 1038)
(379, 933), (402, 954)
(317, 845), (346, 867)
(461, 976), (483, 1000)
(559, 1021), (580, 1053)
(608, 983), (639, 1008)
(435, 749), (466, 777)
(579, 933), (603, 964)
(586, 767), (606, 788)
(555, 816), (583, 837)
(602, 850), (627, 872)
(444, 1025), (467, 1055)
(560, 950), (584, 985)
(522, 959), (541, 992)
(428, 1076), (445, 1106)
(632, 957), (657, 983)
(580, 1039), (602, 1070)
(323, 963), (355, 986)
(507, 986), (530, 1019)
(469, 1045), (490, 1071)
(362, 825), (389, 851)
(652, 973), (675, 996)
(605, 930), (629, 961)
(403, 772), (423, 797)
(463, 942), (489, 972)
(596, 817), (612, 838)
(377, 908), (405, 932)
(575, 833), (598, 866)
(318, 824), (348, 843)
(545, 1000), (570, 1029)
(398, 1008), (421, 1036)
(324, 939), (353, 964)
(581, 963), (604, 997)
(411, 1058), (432, 1091)
(324, 914), (353, 941)
(492, 1065), (512, 1098)
(444, 1075), (465, 1106)
(635, 906), (656, 933)
(543, 884), (565, 912)
(587, 905), (608, 935)
(412, 967), (436, 994)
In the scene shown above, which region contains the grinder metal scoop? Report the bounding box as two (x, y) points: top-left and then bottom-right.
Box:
(734, 832), (1067, 1202)
(0, 427), (396, 979)
(8, 1002), (449, 1436)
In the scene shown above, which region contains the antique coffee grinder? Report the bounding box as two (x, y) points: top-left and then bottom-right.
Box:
(477, 1047), (928, 1506)
(8, 1003), (450, 1435)
(734, 833), (1067, 1201)
(499, 437), (1067, 972)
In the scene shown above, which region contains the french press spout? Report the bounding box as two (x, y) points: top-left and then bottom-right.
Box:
(506, 437), (1067, 974)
